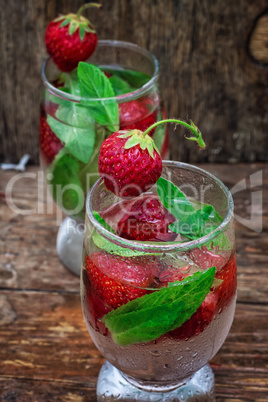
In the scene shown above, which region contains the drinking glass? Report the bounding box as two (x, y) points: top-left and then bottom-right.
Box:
(81, 161), (237, 401)
(40, 40), (168, 275)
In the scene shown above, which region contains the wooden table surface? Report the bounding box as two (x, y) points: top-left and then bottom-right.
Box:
(0, 163), (267, 401)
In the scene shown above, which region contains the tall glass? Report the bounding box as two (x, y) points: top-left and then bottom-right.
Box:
(81, 161), (237, 401)
(40, 40), (168, 275)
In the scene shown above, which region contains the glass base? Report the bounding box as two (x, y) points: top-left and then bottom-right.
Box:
(97, 361), (215, 401)
(56, 217), (84, 276)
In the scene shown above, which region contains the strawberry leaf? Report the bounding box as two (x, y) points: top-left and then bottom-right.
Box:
(79, 26), (85, 41)
(78, 62), (119, 132)
(59, 17), (71, 27)
(124, 136), (142, 149)
(102, 267), (215, 345)
(69, 20), (78, 35)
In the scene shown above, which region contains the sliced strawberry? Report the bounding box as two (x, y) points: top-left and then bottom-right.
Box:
(168, 292), (217, 341)
(189, 247), (237, 308)
(117, 195), (177, 242)
(82, 268), (109, 336)
(168, 254), (237, 341)
(119, 100), (157, 135)
(189, 246), (227, 270)
(214, 254), (237, 309)
(85, 252), (156, 310)
(157, 264), (190, 284)
(39, 115), (63, 164)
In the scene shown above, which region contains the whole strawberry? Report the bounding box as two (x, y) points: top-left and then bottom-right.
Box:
(117, 194), (177, 241)
(98, 119), (206, 198)
(45, 3), (101, 72)
(98, 129), (162, 198)
(85, 252), (156, 309)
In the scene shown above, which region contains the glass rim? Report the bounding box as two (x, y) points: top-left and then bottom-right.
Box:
(86, 161), (234, 253)
(41, 39), (159, 103)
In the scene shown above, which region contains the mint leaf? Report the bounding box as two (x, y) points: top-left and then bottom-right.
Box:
(157, 177), (226, 240)
(48, 150), (84, 220)
(108, 75), (134, 96)
(63, 70), (81, 96)
(91, 212), (158, 257)
(47, 104), (95, 164)
(169, 204), (213, 237)
(92, 229), (150, 257)
(93, 211), (115, 233)
(102, 267), (215, 345)
(78, 62), (119, 132)
(157, 177), (196, 217)
(106, 68), (151, 88)
(78, 125), (107, 191)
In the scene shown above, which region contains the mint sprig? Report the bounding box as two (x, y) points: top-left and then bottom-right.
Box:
(78, 62), (119, 132)
(92, 212), (152, 257)
(102, 267), (216, 345)
(48, 150), (84, 220)
(47, 105), (96, 164)
(157, 177), (230, 249)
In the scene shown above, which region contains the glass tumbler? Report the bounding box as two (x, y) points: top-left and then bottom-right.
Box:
(40, 40), (168, 275)
(81, 161), (237, 401)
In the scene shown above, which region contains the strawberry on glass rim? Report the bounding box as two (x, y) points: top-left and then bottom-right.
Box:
(98, 118), (206, 198)
(45, 2), (102, 72)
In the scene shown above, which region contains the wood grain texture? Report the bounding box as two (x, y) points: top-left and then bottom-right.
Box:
(0, 164), (268, 400)
(0, 0), (267, 164)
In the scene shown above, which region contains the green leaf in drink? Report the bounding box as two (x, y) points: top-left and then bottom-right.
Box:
(48, 150), (85, 220)
(77, 62), (119, 132)
(102, 267), (216, 345)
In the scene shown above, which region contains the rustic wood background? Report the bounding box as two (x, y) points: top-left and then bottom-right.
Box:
(0, 0), (267, 165)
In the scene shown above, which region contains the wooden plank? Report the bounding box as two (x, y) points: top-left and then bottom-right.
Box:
(0, 1), (267, 164)
(0, 378), (97, 402)
(0, 291), (267, 399)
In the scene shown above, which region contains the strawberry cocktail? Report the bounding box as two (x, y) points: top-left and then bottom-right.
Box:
(80, 121), (236, 400)
(40, 4), (168, 274)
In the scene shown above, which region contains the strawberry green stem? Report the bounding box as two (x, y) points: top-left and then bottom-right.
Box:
(77, 2), (102, 19)
(143, 119), (206, 149)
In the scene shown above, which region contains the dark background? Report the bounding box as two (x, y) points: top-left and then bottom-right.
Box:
(0, 0), (267, 165)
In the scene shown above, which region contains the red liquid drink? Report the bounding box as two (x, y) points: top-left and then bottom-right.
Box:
(80, 161), (237, 397)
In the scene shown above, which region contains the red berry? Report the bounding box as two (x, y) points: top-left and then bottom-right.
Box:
(98, 130), (162, 197)
(85, 252), (156, 309)
(189, 247), (237, 309)
(117, 194), (177, 242)
(168, 292), (217, 340)
(39, 115), (63, 164)
(158, 264), (190, 284)
(162, 253), (237, 341)
(119, 100), (157, 135)
(45, 5), (100, 72)
(189, 246), (227, 270)
(214, 254), (237, 309)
